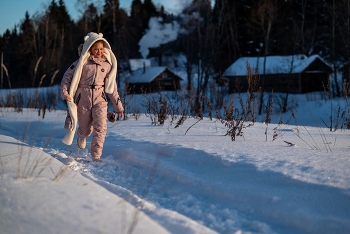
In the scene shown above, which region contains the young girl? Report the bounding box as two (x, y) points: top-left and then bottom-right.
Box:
(61, 32), (123, 162)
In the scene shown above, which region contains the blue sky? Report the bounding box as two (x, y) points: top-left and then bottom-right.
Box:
(0, 0), (187, 34)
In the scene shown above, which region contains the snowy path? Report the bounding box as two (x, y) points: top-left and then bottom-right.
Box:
(49, 137), (350, 234)
(1, 108), (350, 233)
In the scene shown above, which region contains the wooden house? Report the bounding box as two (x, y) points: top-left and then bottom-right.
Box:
(223, 55), (333, 94)
(126, 66), (183, 94)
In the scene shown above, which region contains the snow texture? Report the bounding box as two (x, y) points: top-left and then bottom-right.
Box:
(0, 90), (350, 234)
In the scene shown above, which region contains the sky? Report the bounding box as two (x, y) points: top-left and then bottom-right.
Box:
(0, 86), (350, 233)
(0, 0), (190, 34)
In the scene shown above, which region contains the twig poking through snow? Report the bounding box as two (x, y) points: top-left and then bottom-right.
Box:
(283, 140), (295, 146)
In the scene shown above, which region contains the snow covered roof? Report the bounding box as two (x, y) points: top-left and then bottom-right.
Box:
(223, 54), (331, 77)
(127, 66), (169, 83)
(129, 59), (151, 71)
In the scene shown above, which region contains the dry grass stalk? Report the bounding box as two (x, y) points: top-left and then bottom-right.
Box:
(33, 56), (43, 87)
(264, 92), (274, 141)
(184, 118), (202, 135)
(1, 63), (11, 88)
(49, 69), (59, 86)
(51, 165), (73, 183)
(307, 107), (332, 152)
(174, 110), (188, 128)
(245, 63), (260, 122)
(342, 80), (350, 129)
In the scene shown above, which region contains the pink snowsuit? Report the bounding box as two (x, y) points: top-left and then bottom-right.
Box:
(61, 56), (123, 158)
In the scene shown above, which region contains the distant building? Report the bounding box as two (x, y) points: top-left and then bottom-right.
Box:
(126, 66), (183, 94)
(223, 55), (333, 94)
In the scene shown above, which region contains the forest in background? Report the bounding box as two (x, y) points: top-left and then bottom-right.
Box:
(0, 0), (349, 98)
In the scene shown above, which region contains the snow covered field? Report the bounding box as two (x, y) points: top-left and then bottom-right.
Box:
(0, 89), (350, 234)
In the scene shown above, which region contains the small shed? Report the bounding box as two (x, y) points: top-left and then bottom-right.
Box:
(127, 66), (182, 94)
(223, 54), (333, 94)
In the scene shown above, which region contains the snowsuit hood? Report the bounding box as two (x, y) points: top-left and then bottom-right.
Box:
(63, 32), (118, 145)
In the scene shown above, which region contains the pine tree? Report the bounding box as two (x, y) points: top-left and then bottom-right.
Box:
(17, 11), (37, 87)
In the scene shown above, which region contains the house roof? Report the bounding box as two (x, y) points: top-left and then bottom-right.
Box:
(223, 54), (332, 77)
(127, 66), (171, 83)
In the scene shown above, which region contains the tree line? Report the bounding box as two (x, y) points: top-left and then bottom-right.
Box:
(0, 0), (349, 97)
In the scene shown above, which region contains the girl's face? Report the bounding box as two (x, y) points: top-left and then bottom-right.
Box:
(90, 41), (104, 58)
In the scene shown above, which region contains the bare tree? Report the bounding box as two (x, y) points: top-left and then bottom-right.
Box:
(252, 0), (279, 63)
(337, 0), (350, 86)
(75, 0), (91, 32)
(251, 0), (280, 115)
(328, 0), (346, 97)
(211, 0), (242, 72)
